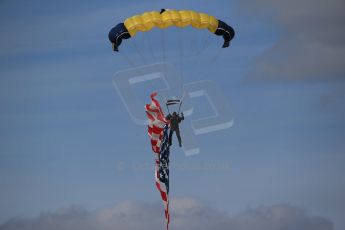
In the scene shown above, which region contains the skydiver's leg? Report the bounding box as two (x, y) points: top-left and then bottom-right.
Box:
(169, 129), (174, 146)
(175, 129), (182, 147)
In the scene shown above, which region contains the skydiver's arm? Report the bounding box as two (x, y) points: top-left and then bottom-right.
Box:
(178, 113), (184, 122)
(166, 114), (172, 120)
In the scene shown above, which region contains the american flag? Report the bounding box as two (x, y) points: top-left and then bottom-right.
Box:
(145, 92), (170, 230)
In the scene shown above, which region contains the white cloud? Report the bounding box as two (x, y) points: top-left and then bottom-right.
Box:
(0, 198), (333, 230)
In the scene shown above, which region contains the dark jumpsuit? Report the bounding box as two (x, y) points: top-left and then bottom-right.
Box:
(166, 113), (184, 146)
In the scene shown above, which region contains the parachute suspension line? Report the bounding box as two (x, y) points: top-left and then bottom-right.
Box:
(160, 29), (166, 64)
(191, 28), (198, 59)
(160, 29), (169, 82)
(119, 50), (137, 68)
(178, 28), (187, 101)
(197, 32), (213, 57)
(187, 33), (216, 89)
(132, 38), (147, 65)
(140, 32), (161, 96)
(119, 50), (156, 96)
(208, 48), (224, 65)
(142, 35), (157, 96)
(119, 50), (157, 96)
(188, 32), (208, 73)
(146, 31), (156, 63)
(177, 28), (182, 67)
(178, 101), (183, 114)
(178, 28), (184, 79)
(178, 90), (186, 115)
(193, 30), (205, 57)
(166, 103), (171, 114)
(119, 39), (155, 94)
(123, 40), (155, 95)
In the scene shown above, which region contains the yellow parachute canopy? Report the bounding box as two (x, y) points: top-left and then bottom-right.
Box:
(108, 9), (235, 51)
(124, 10), (219, 37)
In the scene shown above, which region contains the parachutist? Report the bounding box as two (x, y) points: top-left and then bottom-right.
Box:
(166, 112), (184, 147)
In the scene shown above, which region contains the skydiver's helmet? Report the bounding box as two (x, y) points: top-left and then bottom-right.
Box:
(172, 112), (177, 116)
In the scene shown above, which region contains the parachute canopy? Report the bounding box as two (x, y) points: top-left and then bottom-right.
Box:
(108, 9), (235, 51)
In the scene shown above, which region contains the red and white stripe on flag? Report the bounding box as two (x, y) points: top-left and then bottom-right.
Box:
(145, 92), (170, 229)
(146, 92), (167, 154)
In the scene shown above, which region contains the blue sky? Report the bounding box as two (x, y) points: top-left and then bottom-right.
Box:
(1, 0), (345, 229)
